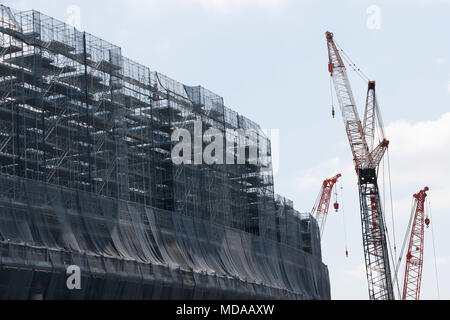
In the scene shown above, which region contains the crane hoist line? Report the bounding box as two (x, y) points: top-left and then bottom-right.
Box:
(325, 31), (395, 300)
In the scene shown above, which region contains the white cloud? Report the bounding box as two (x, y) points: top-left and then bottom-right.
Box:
(414, 0), (450, 5)
(188, 0), (284, 12)
(155, 38), (172, 54)
(125, 0), (162, 10)
(298, 112), (450, 217)
(385, 113), (450, 211)
(297, 157), (351, 191)
(123, 0), (284, 14)
(345, 263), (367, 281)
(1, 0), (30, 10)
(435, 256), (449, 266)
(436, 57), (445, 65)
(386, 113), (450, 159)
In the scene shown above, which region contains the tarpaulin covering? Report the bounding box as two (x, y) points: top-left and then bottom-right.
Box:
(0, 174), (330, 300)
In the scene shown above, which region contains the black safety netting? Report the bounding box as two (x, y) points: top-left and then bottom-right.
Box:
(0, 174), (330, 300)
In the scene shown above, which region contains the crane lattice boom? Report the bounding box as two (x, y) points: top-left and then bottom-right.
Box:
(402, 187), (429, 300)
(326, 32), (368, 169)
(326, 31), (394, 300)
(312, 174), (342, 238)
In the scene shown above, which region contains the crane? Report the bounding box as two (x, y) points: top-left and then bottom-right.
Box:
(326, 31), (394, 300)
(402, 187), (430, 300)
(312, 174), (342, 238)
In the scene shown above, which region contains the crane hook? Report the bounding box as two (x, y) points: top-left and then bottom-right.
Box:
(425, 217), (430, 228)
(332, 105), (335, 118)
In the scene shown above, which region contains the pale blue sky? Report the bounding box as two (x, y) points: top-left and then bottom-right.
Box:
(3, 0), (449, 300)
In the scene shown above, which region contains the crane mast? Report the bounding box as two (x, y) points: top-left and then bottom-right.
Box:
(326, 31), (394, 300)
(312, 174), (342, 238)
(402, 187), (429, 300)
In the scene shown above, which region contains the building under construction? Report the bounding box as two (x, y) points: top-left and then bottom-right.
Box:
(0, 5), (330, 300)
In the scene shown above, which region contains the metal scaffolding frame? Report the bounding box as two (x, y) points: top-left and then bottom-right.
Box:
(0, 4), (317, 251)
(0, 5), (330, 300)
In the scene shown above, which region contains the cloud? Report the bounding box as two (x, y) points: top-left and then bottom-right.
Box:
(125, 0), (164, 10)
(298, 112), (450, 216)
(304, 113), (450, 299)
(435, 256), (449, 266)
(436, 57), (445, 65)
(413, 0), (450, 5)
(188, 0), (284, 12)
(123, 0), (284, 15)
(385, 113), (450, 211)
(1, 0), (30, 10)
(345, 263), (367, 281)
(297, 157), (350, 191)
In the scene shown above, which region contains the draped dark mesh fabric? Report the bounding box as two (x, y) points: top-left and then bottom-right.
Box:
(0, 174), (330, 300)
(0, 5), (330, 300)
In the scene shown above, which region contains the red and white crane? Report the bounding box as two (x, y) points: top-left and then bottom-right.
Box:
(402, 187), (430, 300)
(326, 31), (394, 300)
(312, 174), (342, 238)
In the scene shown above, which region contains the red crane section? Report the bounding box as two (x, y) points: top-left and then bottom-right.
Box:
(326, 31), (394, 300)
(312, 174), (342, 238)
(402, 187), (429, 300)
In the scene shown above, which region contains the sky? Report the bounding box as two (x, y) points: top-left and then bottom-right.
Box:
(2, 0), (449, 300)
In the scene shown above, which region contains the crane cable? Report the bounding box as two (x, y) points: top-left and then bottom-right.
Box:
(375, 114), (399, 297)
(427, 195), (441, 299)
(392, 197), (417, 296)
(377, 144), (400, 297)
(387, 149), (398, 264)
(374, 151), (398, 298)
(335, 40), (370, 83)
(338, 47), (370, 82)
(329, 75), (336, 119)
(338, 179), (349, 257)
(387, 148), (402, 298)
(383, 207), (401, 299)
(380, 149), (399, 298)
